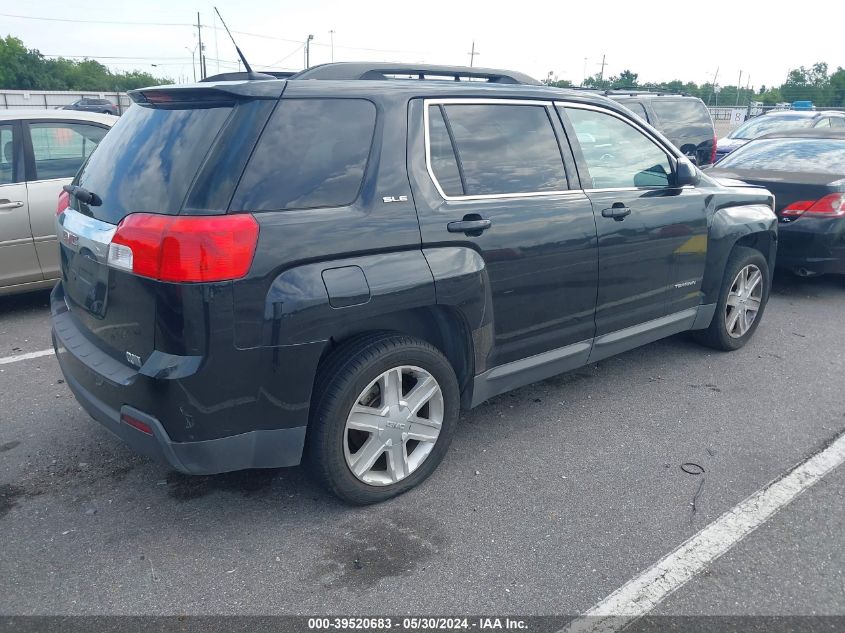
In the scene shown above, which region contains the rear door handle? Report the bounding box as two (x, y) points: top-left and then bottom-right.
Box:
(0, 200), (24, 210)
(447, 217), (492, 235)
(601, 205), (632, 221)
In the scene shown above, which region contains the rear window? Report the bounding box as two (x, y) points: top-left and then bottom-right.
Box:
(716, 138), (845, 173)
(231, 99), (376, 211)
(648, 98), (712, 137)
(729, 114), (813, 140)
(74, 103), (233, 224)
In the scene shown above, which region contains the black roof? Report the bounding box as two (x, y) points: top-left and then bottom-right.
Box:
(758, 129), (845, 140)
(201, 70), (296, 83)
(290, 62), (540, 85)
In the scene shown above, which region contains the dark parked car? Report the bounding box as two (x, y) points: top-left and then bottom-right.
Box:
(52, 63), (776, 504)
(62, 98), (119, 116)
(706, 129), (845, 277)
(604, 91), (717, 166)
(715, 110), (845, 161)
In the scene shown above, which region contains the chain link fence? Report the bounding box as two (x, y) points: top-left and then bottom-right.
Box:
(0, 89), (131, 114)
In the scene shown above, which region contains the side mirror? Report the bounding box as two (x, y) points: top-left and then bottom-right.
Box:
(676, 159), (700, 187)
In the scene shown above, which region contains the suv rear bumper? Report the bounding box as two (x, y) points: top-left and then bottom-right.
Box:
(51, 283), (312, 474)
(55, 355), (306, 474)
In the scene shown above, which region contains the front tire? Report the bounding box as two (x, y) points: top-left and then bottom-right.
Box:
(693, 246), (770, 351)
(305, 333), (460, 505)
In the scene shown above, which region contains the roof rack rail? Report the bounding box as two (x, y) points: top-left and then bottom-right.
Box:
(289, 62), (541, 85)
(200, 70), (295, 83)
(605, 88), (689, 97)
(569, 87), (689, 97)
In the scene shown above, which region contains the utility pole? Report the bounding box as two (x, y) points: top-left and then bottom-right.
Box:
(598, 54), (607, 83)
(735, 70), (743, 106)
(185, 45), (197, 82)
(196, 12), (206, 80)
(708, 67), (719, 105)
(305, 34), (314, 68)
(468, 41), (479, 67)
(582, 57), (587, 86)
(329, 30), (335, 62)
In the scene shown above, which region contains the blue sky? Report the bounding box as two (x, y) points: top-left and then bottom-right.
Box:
(2, 0), (843, 89)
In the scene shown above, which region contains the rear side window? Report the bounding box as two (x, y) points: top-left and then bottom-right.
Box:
(428, 103), (568, 197)
(29, 122), (107, 180)
(232, 99), (376, 211)
(427, 106), (464, 197)
(75, 104), (232, 223)
(0, 124), (14, 185)
(619, 100), (649, 122)
(648, 99), (712, 137)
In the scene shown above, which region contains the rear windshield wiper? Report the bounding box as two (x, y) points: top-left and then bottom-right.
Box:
(63, 184), (102, 207)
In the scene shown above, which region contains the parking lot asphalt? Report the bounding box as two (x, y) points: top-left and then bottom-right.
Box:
(1, 272), (844, 617)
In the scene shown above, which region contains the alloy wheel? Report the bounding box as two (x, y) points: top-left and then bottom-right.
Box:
(725, 264), (763, 338)
(343, 366), (444, 486)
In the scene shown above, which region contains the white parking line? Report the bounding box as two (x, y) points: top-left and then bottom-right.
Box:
(565, 429), (845, 633)
(0, 348), (54, 365)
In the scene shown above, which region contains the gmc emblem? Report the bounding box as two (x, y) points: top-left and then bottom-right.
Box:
(61, 230), (79, 247)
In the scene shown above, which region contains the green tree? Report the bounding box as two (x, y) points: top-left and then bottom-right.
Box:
(612, 69), (638, 88)
(0, 35), (172, 91)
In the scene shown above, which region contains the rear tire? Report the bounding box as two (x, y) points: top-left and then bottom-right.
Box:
(305, 333), (460, 505)
(693, 246), (769, 351)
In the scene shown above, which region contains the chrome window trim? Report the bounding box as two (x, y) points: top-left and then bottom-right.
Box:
(423, 98), (573, 202)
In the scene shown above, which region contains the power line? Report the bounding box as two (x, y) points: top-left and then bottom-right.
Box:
(2, 12), (432, 56)
(42, 54), (190, 60)
(0, 12), (189, 27)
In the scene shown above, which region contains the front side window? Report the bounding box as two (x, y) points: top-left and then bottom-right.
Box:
(427, 102), (568, 197)
(813, 118), (831, 128)
(28, 122), (108, 180)
(563, 107), (673, 189)
(232, 99), (376, 211)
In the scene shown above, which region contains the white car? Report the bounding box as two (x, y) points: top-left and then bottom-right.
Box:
(0, 110), (115, 295)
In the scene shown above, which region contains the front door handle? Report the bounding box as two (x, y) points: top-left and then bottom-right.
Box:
(601, 204), (632, 221)
(447, 215), (492, 235)
(0, 200), (24, 210)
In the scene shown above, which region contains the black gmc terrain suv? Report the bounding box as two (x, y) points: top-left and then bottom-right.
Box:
(53, 63), (777, 504)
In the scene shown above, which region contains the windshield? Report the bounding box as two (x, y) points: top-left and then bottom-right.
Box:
(729, 114), (813, 140)
(716, 138), (845, 173)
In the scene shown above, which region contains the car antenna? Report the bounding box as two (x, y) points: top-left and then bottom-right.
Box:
(213, 7), (274, 80)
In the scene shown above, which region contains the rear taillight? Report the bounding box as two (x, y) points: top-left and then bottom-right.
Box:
(57, 189), (69, 215)
(108, 213), (259, 282)
(710, 134), (717, 165)
(781, 194), (845, 219)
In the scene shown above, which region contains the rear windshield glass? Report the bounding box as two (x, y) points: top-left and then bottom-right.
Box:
(728, 114), (812, 140)
(231, 99), (376, 212)
(716, 138), (845, 173)
(74, 103), (232, 224)
(648, 99), (712, 137)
